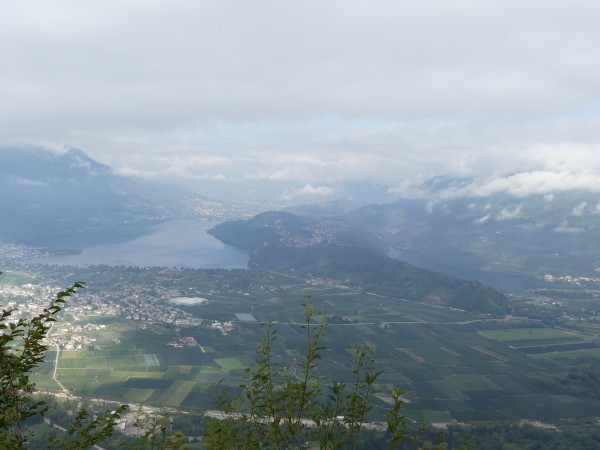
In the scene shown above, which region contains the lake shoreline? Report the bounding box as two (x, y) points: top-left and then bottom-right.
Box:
(29, 219), (249, 269)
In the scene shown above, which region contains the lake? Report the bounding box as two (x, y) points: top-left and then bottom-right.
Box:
(33, 219), (249, 269)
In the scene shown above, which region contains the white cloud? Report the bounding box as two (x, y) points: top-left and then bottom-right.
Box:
(14, 178), (47, 187)
(434, 171), (600, 199)
(2, 1), (600, 200)
(555, 224), (585, 233)
(571, 202), (588, 216)
(246, 167), (316, 182)
(387, 179), (416, 196)
(298, 185), (335, 196)
(281, 184), (335, 201)
(497, 205), (523, 221)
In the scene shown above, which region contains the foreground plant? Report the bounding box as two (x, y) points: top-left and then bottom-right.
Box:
(204, 301), (408, 449)
(0, 273), (127, 448)
(125, 406), (188, 450)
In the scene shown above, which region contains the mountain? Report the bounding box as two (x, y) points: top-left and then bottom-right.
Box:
(284, 174), (600, 291)
(208, 210), (383, 251)
(0, 147), (186, 247)
(209, 211), (509, 315)
(337, 190), (600, 292)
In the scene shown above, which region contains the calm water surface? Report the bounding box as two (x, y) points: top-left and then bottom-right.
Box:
(34, 219), (248, 269)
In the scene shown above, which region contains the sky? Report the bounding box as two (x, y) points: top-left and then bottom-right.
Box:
(2, 0), (600, 203)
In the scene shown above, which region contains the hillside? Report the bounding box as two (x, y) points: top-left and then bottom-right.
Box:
(285, 180), (600, 292)
(209, 211), (509, 315)
(0, 147), (186, 247)
(342, 191), (600, 289)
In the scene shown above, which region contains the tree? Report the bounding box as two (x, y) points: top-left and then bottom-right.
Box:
(0, 274), (127, 448)
(203, 302), (408, 449)
(0, 272), (468, 449)
(123, 407), (188, 450)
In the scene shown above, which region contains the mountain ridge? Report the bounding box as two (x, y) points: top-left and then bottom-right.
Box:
(209, 211), (509, 315)
(0, 147), (185, 246)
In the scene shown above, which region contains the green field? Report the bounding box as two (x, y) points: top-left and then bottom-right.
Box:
(214, 357), (246, 371)
(156, 381), (197, 407)
(16, 264), (600, 424)
(478, 327), (584, 342)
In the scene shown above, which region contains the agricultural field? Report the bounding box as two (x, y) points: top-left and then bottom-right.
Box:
(20, 265), (600, 425)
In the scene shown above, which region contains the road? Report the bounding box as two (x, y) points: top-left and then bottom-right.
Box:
(47, 321), (69, 393)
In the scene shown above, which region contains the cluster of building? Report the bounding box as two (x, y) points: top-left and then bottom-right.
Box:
(0, 241), (51, 262)
(65, 285), (203, 327)
(168, 335), (199, 348)
(0, 282), (62, 318)
(278, 224), (336, 248)
(184, 197), (256, 220)
(210, 320), (234, 335)
(54, 323), (106, 350)
(305, 276), (351, 290)
(543, 273), (600, 285)
(0, 278), (207, 350)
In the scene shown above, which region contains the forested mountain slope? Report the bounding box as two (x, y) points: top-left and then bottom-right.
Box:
(209, 211), (509, 315)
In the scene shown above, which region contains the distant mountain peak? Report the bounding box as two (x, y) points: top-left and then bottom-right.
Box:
(59, 148), (111, 175)
(0, 146), (185, 245)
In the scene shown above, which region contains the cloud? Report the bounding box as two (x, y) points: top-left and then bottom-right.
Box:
(555, 224), (585, 233)
(8, 0), (598, 127)
(432, 171), (600, 199)
(474, 214), (491, 224)
(571, 202), (588, 216)
(281, 184), (335, 201)
(14, 178), (47, 187)
(497, 205), (523, 221)
(246, 167), (316, 182)
(2, 1), (600, 201)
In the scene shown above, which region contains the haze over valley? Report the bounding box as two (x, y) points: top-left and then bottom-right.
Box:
(4, 2), (600, 447)
(4, 148), (600, 442)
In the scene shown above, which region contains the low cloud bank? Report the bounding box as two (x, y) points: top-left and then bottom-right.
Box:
(391, 171), (600, 199)
(282, 184), (335, 201)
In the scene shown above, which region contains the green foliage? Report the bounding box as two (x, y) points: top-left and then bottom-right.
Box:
(125, 407), (188, 450)
(1, 275), (80, 446)
(0, 273), (128, 448)
(544, 356), (600, 399)
(209, 212), (509, 315)
(203, 301), (408, 449)
(446, 420), (600, 450)
(47, 406), (128, 449)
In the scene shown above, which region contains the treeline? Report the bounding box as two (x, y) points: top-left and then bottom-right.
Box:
(25, 395), (207, 449)
(457, 421), (600, 450)
(356, 420), (600, 449)
(541, 356), (600, 399)
(22, 399), (600, 450)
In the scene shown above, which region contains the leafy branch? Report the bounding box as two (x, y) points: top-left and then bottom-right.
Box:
(204, 300), (407, 449)
(0, 274), (128, 449)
